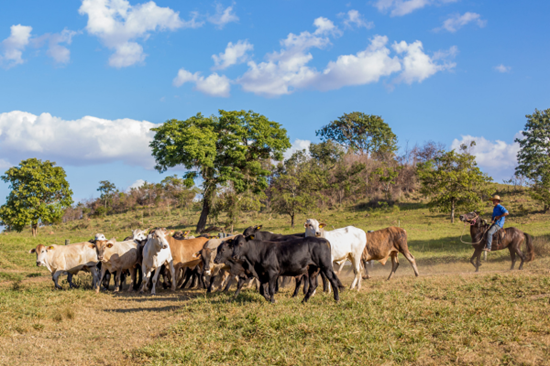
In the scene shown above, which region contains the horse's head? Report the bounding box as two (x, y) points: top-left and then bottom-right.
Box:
(459, 211), (479, 225)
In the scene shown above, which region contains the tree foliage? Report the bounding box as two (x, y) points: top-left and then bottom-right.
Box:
(97, 180), (117, 208)
(316, 112), (398, 156)
(150, 110), (290, 232)
(417, 143), (493, 223)
(515, 108), (550, 211)
(0, 158), (73, 236)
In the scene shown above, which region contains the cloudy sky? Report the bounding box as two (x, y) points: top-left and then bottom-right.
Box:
(0, 0), (549, 202)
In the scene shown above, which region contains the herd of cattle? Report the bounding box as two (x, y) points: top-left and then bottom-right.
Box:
(28, 220), (420, 303)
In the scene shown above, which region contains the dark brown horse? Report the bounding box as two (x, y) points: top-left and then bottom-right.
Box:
(459, 211), (534, 272)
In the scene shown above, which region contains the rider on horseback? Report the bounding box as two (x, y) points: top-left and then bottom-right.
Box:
(485, 195), (509, 251)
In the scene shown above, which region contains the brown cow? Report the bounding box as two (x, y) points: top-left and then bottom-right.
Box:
(166, 236), (210, 287)
(362, 227), (419, 280)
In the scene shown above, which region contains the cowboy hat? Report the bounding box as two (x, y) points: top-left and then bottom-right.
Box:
(490, 195), (502, 202)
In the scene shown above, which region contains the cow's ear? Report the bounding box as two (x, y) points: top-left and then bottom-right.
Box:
(47, 246), (54, 250)
(256, 225), (262, 230)
(247, 235), (254, 240)
(88, 244), (95, 249)
(107, 243), (114, 248)
(169, 230), (175, 236)
(319, 223), (326, 229)
(29, 248), (36, 254)
(304, 223), (307, 228)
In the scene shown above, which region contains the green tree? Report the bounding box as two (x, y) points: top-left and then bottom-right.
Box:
(417, 143), (493, 223)
(270, 150), (318, 227)
(97, 180), (117, 209)
(0, 158), (73, 236)
(150, 110), (290, 232)
(373, 165), (402, 201)
(316, 112), (398, 156)
(515, 108), (550, 211)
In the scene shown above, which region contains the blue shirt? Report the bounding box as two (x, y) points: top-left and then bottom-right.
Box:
(492, 204), (509, 227)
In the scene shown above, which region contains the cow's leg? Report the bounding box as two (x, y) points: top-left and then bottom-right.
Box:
(401, 250), (419, 277)
(67, 273), (77, 289)
(134, 265), (142, 291)
(181, 267), (192, 289)
(223, 276), (236, 292)
(139, 265), (152, 294)
(321, 268), (340, 302)
(96, 267), (107, 294)
(52, 271), (63, 290)
(302, 267), (320, 303)
(113, 270), (122, 292)
(233, 276), (248, 298)
(150, 266), (163, 295)
(321, 271), (330, 293)
(90, 266), (99, 289)
(292, 275), (303, 298)
(267, 273), (278, 303)
(362, 259), (371, 280)
(102, 271), (111, 290)
(127, 267), (136, 292)
(168, 261), (177, 292)
(350, 255), (362, 290)
(387, 253), (399, 281)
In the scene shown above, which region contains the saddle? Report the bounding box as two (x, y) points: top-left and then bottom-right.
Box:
(489, 227), (506, 247)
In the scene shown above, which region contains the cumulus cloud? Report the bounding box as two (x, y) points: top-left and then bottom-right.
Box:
(212, 40), (253, 70)
(127, 179), (146, 191)
(436, 12), (486, 33)
(0, 111), (157, 169)
(374, 0), (458, 17)
(495, 64), (511, 73)
(33, 29), (79, 65)
(392, 42), (456, 84)
(208, 4), (239, 29)
(79, 0), (194, 68)
(341, 10), (374, 29)
(173, 68), (231, 97)
(451, 133), (522, 180)
(283, 139), (311, 160)
(1, 24), (32, 68)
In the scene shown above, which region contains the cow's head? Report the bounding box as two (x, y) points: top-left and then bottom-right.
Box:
(214, 239), (234, 265)
(243, 225), (262, 236)
(131, 229), (147, 242)
(231, 235), (250, 261)
(29, 244), (54, 267)
(304, 219), (326, 237)
(150, 229), (169, 250)
(199, 247), (213, 275)
(94, 238), (116, 261)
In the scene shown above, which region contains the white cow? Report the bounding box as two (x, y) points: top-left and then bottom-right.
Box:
(304, 219), (367, 290)
(140, 229), (176, 295)
(93, 235), (140, 293)
(29, 242), (99, 289)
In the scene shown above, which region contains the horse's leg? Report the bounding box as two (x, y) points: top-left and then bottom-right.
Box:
(515, 244), (526, 270)
(475, 250), (482, 272)
(508, 247), (516, 270)
(387, 253), (399, 281)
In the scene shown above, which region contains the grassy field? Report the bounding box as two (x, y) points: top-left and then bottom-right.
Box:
(1, 187), (550, 365)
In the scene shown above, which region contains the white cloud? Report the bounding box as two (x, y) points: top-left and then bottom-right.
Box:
(392, 41), (456, 84)
(437, 12), (486, 33)
(208, 4), (239, 29)
(495, 64), (511, 73)
(212, 40), (253, 70)
(283, 139), (311, 160)
(374, 0), (458, 17)
(451, 133), (521, 180)
(79, 0), (190, 68)
(173, 68), (231, 97)
(1, 24), (32, 68)
(0, 159), (11, 170)
(128, 179), (146, 191)
(0, 111), (157, 169)
(33, 29), (79, 65)
(342, 10), (374, 29)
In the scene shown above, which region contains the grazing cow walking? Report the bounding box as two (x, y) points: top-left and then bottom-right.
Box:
(140, 229), (176, 295)
(93, 235), (140, 293)
(212, 240), (259, 297)
(166, 236), (209, 287)
(29, 242), (99, 289)
(362, 227), (419, 280)
(304, 219), (367, 291)
(231, 235), (343, 303)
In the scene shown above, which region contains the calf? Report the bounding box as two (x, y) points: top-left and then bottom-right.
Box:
(231, 235), (343, 303)
(93, 236), (140, 293)
(213, 240), (259, 297)
(199, 236), (236, 292)
(243, 225), (305, 241)
(166, 236), (209, 287)
(304, 219), (367, 291)
(140, 229), (177, 295)
(362, 227), (419, 280)
(29, 242), (99, 289)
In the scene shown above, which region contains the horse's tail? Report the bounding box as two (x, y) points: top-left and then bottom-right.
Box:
(524, 233), (535, 262)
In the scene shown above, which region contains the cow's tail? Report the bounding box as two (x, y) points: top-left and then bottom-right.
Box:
(524, 233), (535, 262)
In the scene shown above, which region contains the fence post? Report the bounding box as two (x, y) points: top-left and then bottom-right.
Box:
(65, 239), (70, 246)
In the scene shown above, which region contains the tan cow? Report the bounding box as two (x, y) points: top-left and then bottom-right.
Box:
(29, 242), (99, 289)
(166, 236), (209, 287)
(362, 227), (419, 280)
(93, 236), (139, 293)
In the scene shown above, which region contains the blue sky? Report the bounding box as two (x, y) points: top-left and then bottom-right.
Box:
(1, 0), (549, 203)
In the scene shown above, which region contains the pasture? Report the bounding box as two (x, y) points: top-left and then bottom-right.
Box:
(1, 189), (550, 365)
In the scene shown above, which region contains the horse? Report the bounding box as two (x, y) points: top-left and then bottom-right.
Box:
(459, 211), (534, 272)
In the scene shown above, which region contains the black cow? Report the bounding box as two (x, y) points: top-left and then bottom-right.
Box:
(231, 234), (343, 303)
(213, 240), (259, 298)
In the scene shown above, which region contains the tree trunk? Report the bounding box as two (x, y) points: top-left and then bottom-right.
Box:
(31, 222), (38, 237)
(196, 184), (215, 233)
(450, 199), (455, 223)
(291, 213), (295, 228)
